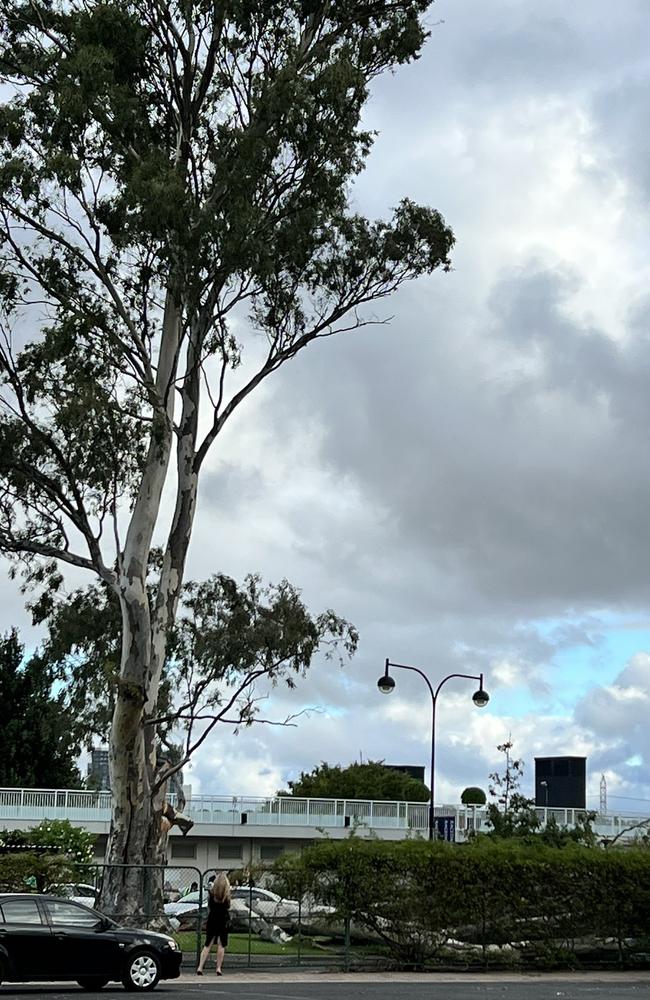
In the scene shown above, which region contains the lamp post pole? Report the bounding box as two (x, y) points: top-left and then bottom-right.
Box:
(540, 779), (549, 808)
(378, 658), (489, 842)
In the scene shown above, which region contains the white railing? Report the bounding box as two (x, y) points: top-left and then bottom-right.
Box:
(0, 788), (435, 831)
(185, 794), (426, 829)
(0, 788), (648, 842)
(0, 788), (113, 822)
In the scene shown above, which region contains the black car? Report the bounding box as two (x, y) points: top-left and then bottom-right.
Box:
(0, 893), (182, 991)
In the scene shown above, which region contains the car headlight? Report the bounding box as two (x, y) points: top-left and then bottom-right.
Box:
(165, 938), (178, 950)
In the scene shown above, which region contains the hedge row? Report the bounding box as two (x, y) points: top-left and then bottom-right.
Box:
(271, 838), (650, 969)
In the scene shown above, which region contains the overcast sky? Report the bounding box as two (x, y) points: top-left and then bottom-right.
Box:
(5, 0), (650, 816)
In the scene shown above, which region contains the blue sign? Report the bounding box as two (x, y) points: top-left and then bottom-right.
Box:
(435, 816), (456, 842)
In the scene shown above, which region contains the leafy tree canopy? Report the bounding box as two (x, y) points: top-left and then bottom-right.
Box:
(0, 630), (83, 788)
(28, 567), (358, 784)
(0, 820), (95, 892)
(0, 0), (453, 581)
(280, 760), (429, 802)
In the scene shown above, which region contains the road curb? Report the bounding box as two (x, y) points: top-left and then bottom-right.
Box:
(174, 970), (650, 984)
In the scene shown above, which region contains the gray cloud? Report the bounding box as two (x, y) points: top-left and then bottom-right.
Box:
(261, 257), (650, 613)
(575, 655), (650, 750)
(591, 78), (650, 201)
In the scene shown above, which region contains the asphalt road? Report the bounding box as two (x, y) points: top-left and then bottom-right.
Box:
(5, 976), (650, 1000)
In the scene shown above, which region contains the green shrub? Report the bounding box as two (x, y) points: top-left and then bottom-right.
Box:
(0, 819), (95, 863)
(461, 787), (486, 806)
(0, 820), (96, 893)
(272, 837), (650, 969)
(0, 851), (81, 892)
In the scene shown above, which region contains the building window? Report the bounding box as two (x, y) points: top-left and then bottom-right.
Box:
(260, 844), (284, 861)
(171, 840), (197, 859)
(218, 843), (243, 861)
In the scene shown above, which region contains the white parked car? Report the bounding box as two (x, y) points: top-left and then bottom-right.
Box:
(231, 887), (334, 919)
(165, 890), (201, 913)
(164, 890), (203, 929)
(163, 885), (332, 932)
(51, 883), (100, 908)
(231, 886), (300, 920)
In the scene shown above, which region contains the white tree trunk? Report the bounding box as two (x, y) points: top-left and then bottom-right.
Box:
(100, 296), (182, 921)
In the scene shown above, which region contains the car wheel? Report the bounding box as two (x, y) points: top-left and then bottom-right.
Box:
(77, 977), (110, 990)
(122, 950), (161, 992)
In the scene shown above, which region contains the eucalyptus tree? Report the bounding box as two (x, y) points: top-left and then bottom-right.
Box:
(0, 0), (453, 916)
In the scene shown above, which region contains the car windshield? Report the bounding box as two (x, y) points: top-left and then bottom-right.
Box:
(178, 891), (201, 903)
(75, 885), (99, 897)
(50, 884), (99, 900)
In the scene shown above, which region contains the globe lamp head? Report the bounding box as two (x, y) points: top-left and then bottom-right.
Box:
(377, 674), (396, 695)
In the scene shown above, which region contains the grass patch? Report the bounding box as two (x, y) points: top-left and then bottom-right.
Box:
(174, 930), (332, 957)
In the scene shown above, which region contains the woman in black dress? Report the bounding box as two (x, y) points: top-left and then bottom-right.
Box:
(196, 873), (231, 976)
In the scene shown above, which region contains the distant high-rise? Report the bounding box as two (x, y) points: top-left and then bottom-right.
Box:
(535, 756), (586, 809)
(87, 748), (110, 791)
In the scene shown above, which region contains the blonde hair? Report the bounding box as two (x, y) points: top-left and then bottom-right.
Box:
(211, 872), (231, 903)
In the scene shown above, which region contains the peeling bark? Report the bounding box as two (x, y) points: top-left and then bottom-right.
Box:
(100, 295), (182, 920)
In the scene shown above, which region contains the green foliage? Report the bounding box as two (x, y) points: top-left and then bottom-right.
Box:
(488, 738), (524, 813)
(485, 793), (541, 840)
(0, 0), (453, 576)
(486, 738), (540, 840)
(280, 760), (429, 802)
(272, 838), (650, 969)
(0, 629), (83, 787)
(28, 568), (358, 751)
(461, 786), (486, 805)
(28, 583), (123, 750)
(0, 851), (80, 893)
(0, 820), (95, 891)
(539, 812), (598, 849)
(485, 795), (598, 847)
(0, 819), (95, 863)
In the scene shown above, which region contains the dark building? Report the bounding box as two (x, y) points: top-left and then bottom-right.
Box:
(87, 748), (110, 791)
(534, 756), (586, 809)
(385, 764), (426, 784)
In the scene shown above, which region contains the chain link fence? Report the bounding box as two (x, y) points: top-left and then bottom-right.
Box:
(70, 862), (366, 971)
(0, 852), (379, 971)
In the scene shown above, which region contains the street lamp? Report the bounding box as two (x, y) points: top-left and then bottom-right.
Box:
(377, 658), (490, 841)
(540, 779), (549, 807)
